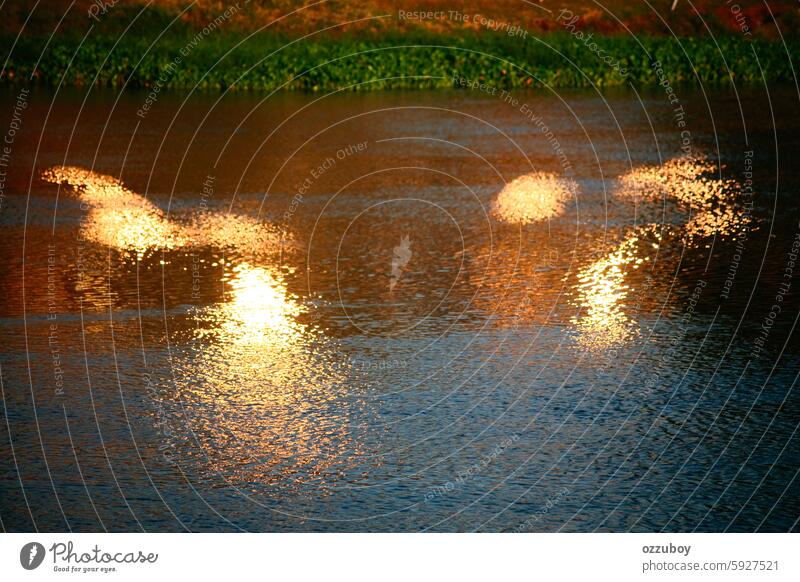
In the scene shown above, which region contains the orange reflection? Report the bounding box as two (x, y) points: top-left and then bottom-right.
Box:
(42, 166), (187, 258)
(616, 156), (749, 240)
(190, 261), (319, 397)
(42, 166), (288, 259)
(188, 213), (287, 257)
(178, 261), (374, 489)
(570, 156), (750, 351)
(493, 172), (576, 225)
(204, 262), (306, 346)
(571, 231), (653, 351)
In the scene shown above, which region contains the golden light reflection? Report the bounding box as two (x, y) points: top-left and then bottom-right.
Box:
(493, 172), (576, 225)
(571, 232), (651, 351)
(42, 166), (289, 259)
(683, 205), (743, 239)
(570, 155), (751, 351)
(189, 213), (288, 257)
(177, 261), (375, 490)
(42, 166), (187, 258)
(616, 156), (749, 240)
(203, 262), (306, 346)
(41, 167), (371, 489)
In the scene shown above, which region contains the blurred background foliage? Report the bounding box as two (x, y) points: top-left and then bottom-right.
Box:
(1, 1), (798, 90)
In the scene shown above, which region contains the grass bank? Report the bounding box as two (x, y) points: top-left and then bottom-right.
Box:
(3, 31), (797, 91)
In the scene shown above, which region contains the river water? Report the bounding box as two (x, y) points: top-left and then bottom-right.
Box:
(1, 85), (799, 531)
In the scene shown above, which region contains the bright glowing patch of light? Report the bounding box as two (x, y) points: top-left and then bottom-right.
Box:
(572, 234), (644, 351)
(493, 172), (577, 225)
(216, 262), (306, 346)
(42, 166), (186, 258)
(616, 156), (749, 240)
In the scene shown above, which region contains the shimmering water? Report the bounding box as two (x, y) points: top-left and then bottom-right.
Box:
(1, 86), (799, 532)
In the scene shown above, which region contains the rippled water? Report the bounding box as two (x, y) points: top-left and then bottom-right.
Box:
(1, 87), (799, 532)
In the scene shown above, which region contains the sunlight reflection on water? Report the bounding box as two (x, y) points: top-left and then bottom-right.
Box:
(2, 85), (796, 533)
(42, 166), (187, 257)
(492, 171), (577, 225)
(174, 260), (375, 493)
(572, 233), (645, 351)
(615, 155), (751, 240)
(22, 130), (778, 529)
(42, 166), (288, 260)
(567, 155), (752, 352)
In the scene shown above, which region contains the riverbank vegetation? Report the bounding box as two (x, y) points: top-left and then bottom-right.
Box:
(1, 1), (798, 91)
(3, 30), (797, 91)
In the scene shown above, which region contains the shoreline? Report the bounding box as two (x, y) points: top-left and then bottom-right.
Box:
(2, 32), (796, 92)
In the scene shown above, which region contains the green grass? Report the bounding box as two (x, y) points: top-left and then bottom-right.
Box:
(3, 30), (798, 91)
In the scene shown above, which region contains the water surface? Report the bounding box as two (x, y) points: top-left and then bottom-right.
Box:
(1, 86), (799, 532)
